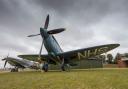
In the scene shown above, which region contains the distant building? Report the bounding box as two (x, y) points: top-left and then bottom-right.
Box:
(116, 53), (128, 68)
(49, 57), (103, 70)
(72, 58), (103, 69)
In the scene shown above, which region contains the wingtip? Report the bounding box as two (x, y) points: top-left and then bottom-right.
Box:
(109, 43), (120, 49)
(113, 43), (120, 47)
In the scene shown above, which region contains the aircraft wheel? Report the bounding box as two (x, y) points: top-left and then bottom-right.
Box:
(11, 68), (15, 72)
(15, 68), (18, 72)
(11, 68), (18, 72)
(42, 63), (48, 72)
(61, 64), (70, 71)
(61, 64), (66, 71)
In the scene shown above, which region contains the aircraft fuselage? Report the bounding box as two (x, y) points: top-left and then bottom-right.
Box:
(40, 28), (63, 55)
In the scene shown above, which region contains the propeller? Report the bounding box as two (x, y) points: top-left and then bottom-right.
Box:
(27, 15), (50, 62)
(27, 15), (49, 37)
(4, 61), (7, 68)
(38, 39), (44, 62)
(1, 58), (7, 68)
(27, 14), (65, 38)
(37, 14), (49, 62)
(27, 14), (65, 64)
(2, 53), (9, 68)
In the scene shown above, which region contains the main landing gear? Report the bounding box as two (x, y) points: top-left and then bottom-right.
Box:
(11, 67), (18, 72)
(61, 64), (71, 71)
(40, 59), (71, 72)
(42, 62), (49, 72)
(61, 58), (70, 71)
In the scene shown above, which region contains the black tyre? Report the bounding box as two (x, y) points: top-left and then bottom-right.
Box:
(42, 63), (48, 72)
(61, 64), (70, 71)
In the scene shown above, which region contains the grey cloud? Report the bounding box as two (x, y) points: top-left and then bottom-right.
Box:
(0, 0), (128, 61)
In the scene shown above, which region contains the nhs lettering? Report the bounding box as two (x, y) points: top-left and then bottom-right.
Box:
(77, 47), (109, 60)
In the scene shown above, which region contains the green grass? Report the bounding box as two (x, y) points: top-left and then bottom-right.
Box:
(0, 68), (128, 89)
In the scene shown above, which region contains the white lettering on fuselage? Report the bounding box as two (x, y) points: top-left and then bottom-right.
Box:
(77, 47), (109, 60)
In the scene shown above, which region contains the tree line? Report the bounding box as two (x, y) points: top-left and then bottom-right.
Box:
(97, 53), (125, 64)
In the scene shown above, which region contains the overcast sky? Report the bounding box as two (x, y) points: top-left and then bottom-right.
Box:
(0, 0), (128, 68)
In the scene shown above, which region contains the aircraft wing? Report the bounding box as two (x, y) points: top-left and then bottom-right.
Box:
(18, 54), (57, 64)
(6, 58), (25, 68)
(57, 44), (120, 61)
(18, 44), (119, 64)
(18, 54), (49, 61)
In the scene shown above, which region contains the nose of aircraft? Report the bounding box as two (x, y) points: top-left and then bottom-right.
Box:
(40, 27), (43, 33)
(40, 28), (48, 39)
(40, 28), (45, 37)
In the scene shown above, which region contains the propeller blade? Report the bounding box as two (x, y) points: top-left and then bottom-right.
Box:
(2, 52), (9, 61)
(7, 52), (9, 58)
(27, 34), (40, 37)
(2, 58), (5, 61)
(48, 28), (65, 34)
(44, 14), (49, 29)
(39, 39), (44, 59)
(4, 60), (7, 68)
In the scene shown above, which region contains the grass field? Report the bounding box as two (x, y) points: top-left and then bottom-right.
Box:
(0, 68), (128, 89)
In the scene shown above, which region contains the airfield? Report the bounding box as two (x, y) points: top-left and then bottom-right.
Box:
(0, 68), (128, 89)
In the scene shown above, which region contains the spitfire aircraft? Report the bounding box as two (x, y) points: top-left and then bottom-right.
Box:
(2, 55), (40, 72)
(18, 15), (120, 72)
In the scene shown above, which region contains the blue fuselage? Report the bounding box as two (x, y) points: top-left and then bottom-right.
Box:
(40, 28), (63, 56)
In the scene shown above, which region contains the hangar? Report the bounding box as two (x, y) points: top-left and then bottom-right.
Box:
(49, 57), (103, 70)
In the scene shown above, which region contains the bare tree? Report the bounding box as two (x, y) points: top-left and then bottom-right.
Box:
(114, 53), (121, 64)
(107, 54), (113, 64)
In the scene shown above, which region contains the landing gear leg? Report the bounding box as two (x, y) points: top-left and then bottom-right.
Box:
(61, 64), (65, 71)
(61, 58), (65, 71)
(61, 58), (70, 71)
